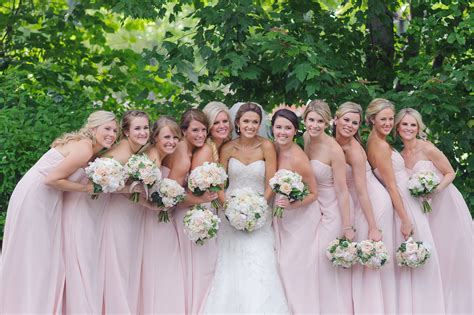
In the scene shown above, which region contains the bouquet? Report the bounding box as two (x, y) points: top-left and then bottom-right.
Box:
(396, 237), (431, 268)
(357, 240), (390, 269)
(326, 237), (359, 268)
(407, 170), (440, 213)
(183, 204), (220, 245)
(149, 178), (185, 223)
(188, 162), (228, 209)
(224, 188), (269, 232)
(125, 154), (161, 202)
(269, 169), (309, 217)
(84, 157), (127, 199)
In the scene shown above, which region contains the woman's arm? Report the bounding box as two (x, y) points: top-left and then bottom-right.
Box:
(424, 142), (456, 193)
(262, 140), (277, 202)
(191, 143), (213, 169)
(44, 140), (94, 193)
(331, 144), (355, 240)
(373, 143), (413, 239)
(350, 147), (381, 241)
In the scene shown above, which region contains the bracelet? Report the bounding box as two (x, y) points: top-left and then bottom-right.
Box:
(342, 226), (354, 231)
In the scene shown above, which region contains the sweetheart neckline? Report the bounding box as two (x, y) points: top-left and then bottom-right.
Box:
(229, 157), (265, 167)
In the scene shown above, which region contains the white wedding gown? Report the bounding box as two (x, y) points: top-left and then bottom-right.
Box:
(204, 158), (289, 314)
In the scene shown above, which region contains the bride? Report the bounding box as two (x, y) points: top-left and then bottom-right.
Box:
(203, 102), (289, 313)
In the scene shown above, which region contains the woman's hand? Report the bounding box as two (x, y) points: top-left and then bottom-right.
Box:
(274, 195), (291, 209)
(342, 226), (356, 241)
(368, 227), (383, 242)
(200, 191), (218, 203)
(401, 219), (413, 240)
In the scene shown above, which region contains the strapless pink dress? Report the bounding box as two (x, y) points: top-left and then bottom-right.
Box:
(140, 166), (186, 313)
(409, 160), (473, 314)
(273, 172), (321, 314)
(0, 148), (80, 313)
(311, 160), (353, 314)
(347, 162), (397, 314)
(374, 151), (445, 313)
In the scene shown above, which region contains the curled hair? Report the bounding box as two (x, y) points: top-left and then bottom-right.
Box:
(234, 102), (262, 135)
(150, 116), (182, 145)
(203, 101), (233, 142)
(365, 98), (395, 128)
(51, 110), (117, 148)
(395, 108), (427, 140)
(333, 101), (363, 144)
(303, 99), (331, 125)
(271, 108), (299, 132)
(180, 108), (209, 132)
(120, 110), (150, 139)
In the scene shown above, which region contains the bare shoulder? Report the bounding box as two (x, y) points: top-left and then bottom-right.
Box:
(194, 142), (213, 156)
(67, 139), (93, 158)
(420, 140), (439, 155)
(260, 137), (276, 151)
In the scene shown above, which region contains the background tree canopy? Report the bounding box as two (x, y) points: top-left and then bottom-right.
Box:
(0, 0), (472, 236)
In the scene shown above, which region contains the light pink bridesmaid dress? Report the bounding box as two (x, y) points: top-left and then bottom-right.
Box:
(347, 162), (397, 314)
(273, 197), (321, 314)
(409, 160), (473, 314)
(102, 191), (146, 313)
(173, 189), (218, 314)
(0, 148), (78, 313)
(374, 151), (445, 314)
(140, 166), (186, 314)
(62, 172), (109, 313)
(310, 160), (353, 314)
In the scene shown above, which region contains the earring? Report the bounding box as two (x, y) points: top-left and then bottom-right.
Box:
(236, 126), (240, 134)
(91, 133), (97, 145)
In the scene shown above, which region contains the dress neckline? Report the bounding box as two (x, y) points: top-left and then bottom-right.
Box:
(309, 159), (331, 168)
(229, 157), (264, 167)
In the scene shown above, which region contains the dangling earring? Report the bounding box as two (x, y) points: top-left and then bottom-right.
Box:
(236, 126), (240, 134)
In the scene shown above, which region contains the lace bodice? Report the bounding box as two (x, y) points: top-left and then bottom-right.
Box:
(226, 158), (266, 195)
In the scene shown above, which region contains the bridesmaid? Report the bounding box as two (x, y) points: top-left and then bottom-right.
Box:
(140, 116), (187, 314)
(396, 108), (473, 314)
(303, 100), (354, 314)
(366, 98), (445, 314)
(333, 102), (396, 314)
(0, 111), (117, 313)
(202, 101), (233, 162)
(102, 110), (150, 313)
(271, 109), (320, 314)
(164, 108), (218, 314)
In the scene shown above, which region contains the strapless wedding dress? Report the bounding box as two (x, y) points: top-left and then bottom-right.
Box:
(203, 158), (289, 314)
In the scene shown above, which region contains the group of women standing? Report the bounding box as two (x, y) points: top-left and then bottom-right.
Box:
(0, 98), (472, 314)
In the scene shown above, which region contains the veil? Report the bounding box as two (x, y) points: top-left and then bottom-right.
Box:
(228, 102), (271, 140)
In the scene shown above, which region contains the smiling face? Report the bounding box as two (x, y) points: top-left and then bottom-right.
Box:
(304, 111), (327, 138)
(237, 111), (261, 139)
(93, 120), (118, 148)
(371, 107), (395, 137)
(336, 112), (361, 139)
(184, 119), (207, 147)
(126, 116), (150, 146)
(210, 111), (231, 142)
(272, 116), (296, 145)
(154, 125), (180, 155)
(397, 114), (419, 141)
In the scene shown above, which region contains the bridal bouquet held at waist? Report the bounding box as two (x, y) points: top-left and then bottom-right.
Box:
(224, 188), (269, 232)
(407, 170), (440, 213)
(85, 157), (127, 199)
(188, 162), (228, 209)
(124, 154), (161, 203)
(183, 204), (220, 245)
(269, 169), (309, 218)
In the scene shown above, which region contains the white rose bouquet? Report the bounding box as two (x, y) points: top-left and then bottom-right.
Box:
(188, 162), (228, 209)
(407, 170), (440, 213)
(85, 157), (127, 199)
(149, 178), (186, 223)
(224, 188), (269, 232)
(396, 237), (431, 268)
(269, 169), (309, 217)
(357, 240), (390, 269)
(124, 154), (161, 203)
(326, 237), (359, 268)
(183, 204), (220, 245)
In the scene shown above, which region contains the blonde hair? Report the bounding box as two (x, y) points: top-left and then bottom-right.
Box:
(395, 108), (427, 140)
(334, 101), (363, 143)
(303, 99), (331, 125)
(51, 110), (117, 148)
(365, 98), (395, 128)
(150, 116), (182, 145)
(203, 101), (233, 142)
